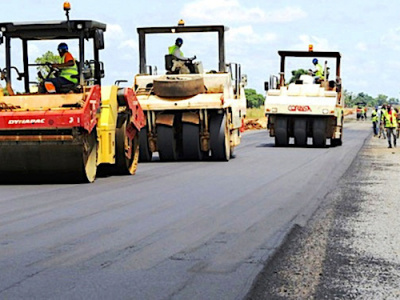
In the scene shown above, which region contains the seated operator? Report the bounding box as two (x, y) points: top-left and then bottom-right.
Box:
(309, 58), (324, 84)
(44, 43), (79, 93)
(168, 38), (196, 73)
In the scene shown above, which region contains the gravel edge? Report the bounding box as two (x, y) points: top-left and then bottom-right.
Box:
(245, 134), (400, 299)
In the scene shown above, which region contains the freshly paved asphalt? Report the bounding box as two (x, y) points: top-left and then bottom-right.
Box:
(0, 120), (370, 299)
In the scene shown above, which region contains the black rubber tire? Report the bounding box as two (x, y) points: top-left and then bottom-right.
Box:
(275, 116), (289, 147)
(331, 138), (342, 147)
(115, 120), (140, 175)
(182, 123), (204, 161)
(153, 76), (205, 98)
(210, 114), (230, 161)
(313, 118), (327, 147)
(157, 125), (178, 161)
(139, 126), (153, 162)
(294, 118), (307, 147)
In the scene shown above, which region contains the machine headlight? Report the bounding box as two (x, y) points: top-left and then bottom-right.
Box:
(322, 109), (329, 114)
(272, 107), (278, 113)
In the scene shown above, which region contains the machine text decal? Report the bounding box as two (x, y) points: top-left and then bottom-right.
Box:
(288, 105), (312, 112)
(8, 119), (46, 125)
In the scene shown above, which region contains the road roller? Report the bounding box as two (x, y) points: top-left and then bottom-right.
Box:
(0, 7), (145, 183)
(134, 21), (247, 162)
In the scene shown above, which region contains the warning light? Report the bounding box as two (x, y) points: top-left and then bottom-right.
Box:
(64, 2), (71, 21)
(308, 44), (313, 52)
(178, 19), (185, 26)
(63, 1), (71, 11)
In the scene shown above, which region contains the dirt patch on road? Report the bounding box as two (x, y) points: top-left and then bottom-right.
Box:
(244, 118), (267, 131)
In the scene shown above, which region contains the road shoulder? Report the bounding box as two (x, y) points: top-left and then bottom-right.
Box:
(246, 134), (400, 299)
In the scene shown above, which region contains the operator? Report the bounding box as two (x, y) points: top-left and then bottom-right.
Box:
(310, 58), (324, 83)
(168, 38), (196, 73)
(383, 105), (397, 148)
(44, 42), (78, 93)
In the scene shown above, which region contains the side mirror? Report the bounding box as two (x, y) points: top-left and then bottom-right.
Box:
(0, 33), (3, 46)
(241, 74), (248, 87)
(95, 29), (105, 50)
(99, 61), (105, 78)
(264, 81), (269, 91)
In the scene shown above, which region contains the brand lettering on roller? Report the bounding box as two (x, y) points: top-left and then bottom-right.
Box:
(8, 119), (46, 125)
(288, 105), (312, 112)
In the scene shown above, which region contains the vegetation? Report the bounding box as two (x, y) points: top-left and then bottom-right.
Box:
(245, 88), (265, 108)
(34, 51), (59, 80)
(288, 68), (309, 84)
(246, 107), (265, 118)
(343, 90), (399, 107)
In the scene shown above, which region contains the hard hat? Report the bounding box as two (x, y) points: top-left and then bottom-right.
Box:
(57, 43), (68, 51)
(312, 58), (318, 64)
(175, 38), (183, 46)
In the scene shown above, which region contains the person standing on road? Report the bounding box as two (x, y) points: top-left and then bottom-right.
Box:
(397, 108), (400, 139)
(384, 105), (397, 148)
(379, 104), (387, 139)
(371, 107), (378, 136)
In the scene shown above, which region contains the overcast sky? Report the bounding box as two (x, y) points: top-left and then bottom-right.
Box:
(1, 0), (399, 99)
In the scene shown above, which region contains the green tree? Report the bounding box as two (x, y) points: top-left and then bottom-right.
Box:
(34, 51), (59, 81)
(343, 89), (354, 107)
(376, 94), (388, 106)
(245, 88), (265, 108)
(288, 69), (309, 84)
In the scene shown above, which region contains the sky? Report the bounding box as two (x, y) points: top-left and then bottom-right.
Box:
(1, 0), (400, 99)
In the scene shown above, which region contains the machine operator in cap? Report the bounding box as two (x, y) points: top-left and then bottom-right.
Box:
(44, 42), (79, 93)
(168, 38), (196, 73)
(310, 58), (324, 83)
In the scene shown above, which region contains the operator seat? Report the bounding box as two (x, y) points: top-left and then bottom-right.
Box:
(58, 80), (79, 93)
(58, 60), (94, 93)
(165, 54), (178, 74)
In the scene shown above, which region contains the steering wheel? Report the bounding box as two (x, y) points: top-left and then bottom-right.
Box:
(44, 63), (60, 79)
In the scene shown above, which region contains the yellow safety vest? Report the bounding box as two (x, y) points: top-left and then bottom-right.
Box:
(371, 111), (378, 122)
(168, 45), (183, 57)
(315, 63), (324, 79)
(59, 54), (78, 84)
(380, 108), (387, 121)
(384, 110), (397, 128)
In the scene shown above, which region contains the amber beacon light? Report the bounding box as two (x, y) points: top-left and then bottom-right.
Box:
(64, 1), (71, 11)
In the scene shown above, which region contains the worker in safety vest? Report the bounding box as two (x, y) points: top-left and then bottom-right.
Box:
(44, 43), (79, 93)
(356, 106), (362, 121)
(397, 110), (400, 138)
(310, 58), (324, 83)
(371, 107), (378, 136)
(384, 105), (397, 148)
(379, 104), (387, 139)
(168, 38), (196, 73)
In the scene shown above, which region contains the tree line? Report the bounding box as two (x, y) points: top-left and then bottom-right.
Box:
(343, 90), (399, 108)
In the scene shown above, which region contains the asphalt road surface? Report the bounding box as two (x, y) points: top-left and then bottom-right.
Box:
(0, 120), (370, 300)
